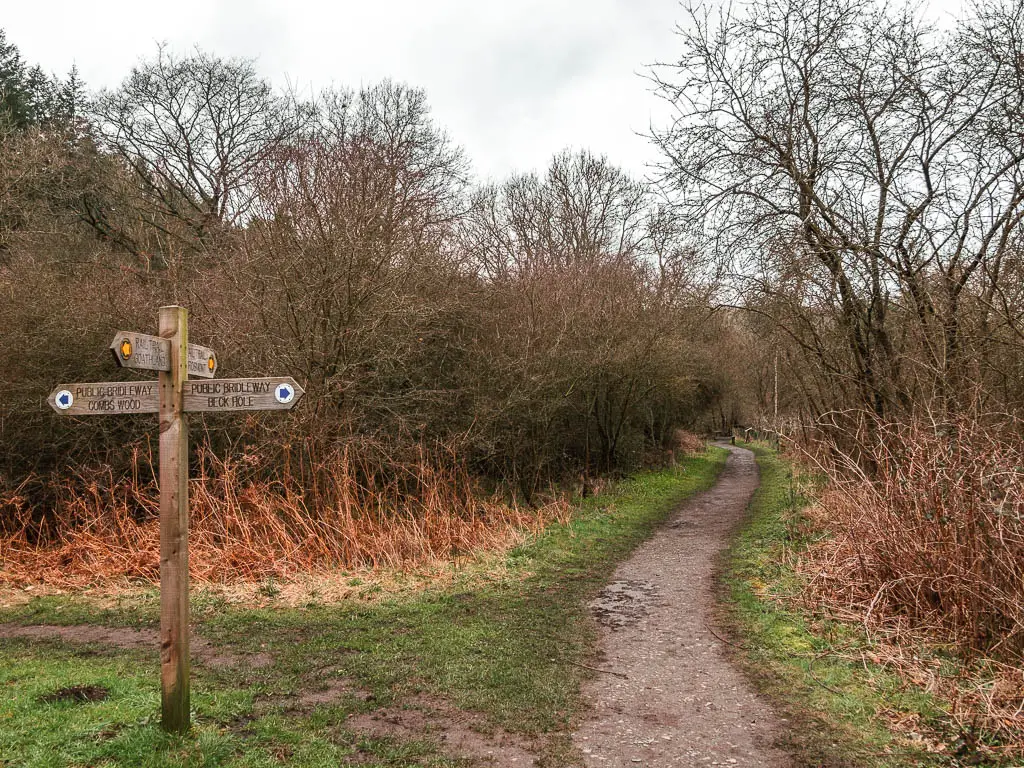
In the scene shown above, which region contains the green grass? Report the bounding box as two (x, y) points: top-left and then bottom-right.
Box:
(0, 447), (728, 767)
(720, 444), (972, 768)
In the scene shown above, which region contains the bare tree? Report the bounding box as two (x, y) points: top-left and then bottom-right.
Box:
(464, 149), (651, 278)
(651, 0), (1024, 417)
(461, 151), (711, 477)
(93, 46), (301, 253)
(230, 81), (469, 432)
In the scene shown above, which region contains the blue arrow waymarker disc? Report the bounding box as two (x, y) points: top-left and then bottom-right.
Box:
(274, 383), (295, 404)
(55, 390), (74, 410)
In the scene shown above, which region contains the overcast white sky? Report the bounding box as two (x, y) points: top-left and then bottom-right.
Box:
(4, 0), (969, 181)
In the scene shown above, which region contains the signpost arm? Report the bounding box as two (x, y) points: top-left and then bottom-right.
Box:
(158, 305), (190, 733)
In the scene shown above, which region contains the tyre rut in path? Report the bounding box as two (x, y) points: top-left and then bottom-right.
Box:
(573, 444), (792, 767)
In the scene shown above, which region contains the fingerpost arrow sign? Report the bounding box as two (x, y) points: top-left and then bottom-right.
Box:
(109, 331), (218, 379)
(49, 306), (305, 734)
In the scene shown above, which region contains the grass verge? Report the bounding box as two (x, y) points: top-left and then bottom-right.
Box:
(0, 446), (728, 768)
(720, 444), (1003, 768)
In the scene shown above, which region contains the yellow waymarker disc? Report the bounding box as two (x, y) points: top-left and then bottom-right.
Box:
(207, 355), (215, 372)
(120, 339), (132, 359)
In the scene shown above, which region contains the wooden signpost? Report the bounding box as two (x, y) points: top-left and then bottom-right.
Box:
(48, 306), (304, 734)
(48, 377), (305, 416)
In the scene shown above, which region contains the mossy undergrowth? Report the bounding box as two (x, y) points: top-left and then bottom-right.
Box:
(720, 444), (1009, 768)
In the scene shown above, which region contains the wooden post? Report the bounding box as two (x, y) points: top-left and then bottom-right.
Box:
(158, 305), (190, 733)
(48, 307), (304, 730)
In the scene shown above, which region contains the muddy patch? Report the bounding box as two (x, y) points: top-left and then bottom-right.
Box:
(198, 645), (273, 670)
(345, 695), (537, 767)
(589, 579), (658, 629)
(295, 676), (373, 709)
(39, 684), (109, 704)
(666, 518), (698, 534)
(249, 670), (374, 717)
(0, 623), (156, 649)
(0, 623), (273, 670)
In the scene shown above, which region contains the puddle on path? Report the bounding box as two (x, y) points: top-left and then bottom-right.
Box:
(589, 579), (658, 629)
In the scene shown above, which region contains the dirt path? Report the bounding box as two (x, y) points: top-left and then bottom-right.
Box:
(573, 444), (792, 767)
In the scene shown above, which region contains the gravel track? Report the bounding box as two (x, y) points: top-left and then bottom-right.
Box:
(573, 444), (792, 767)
